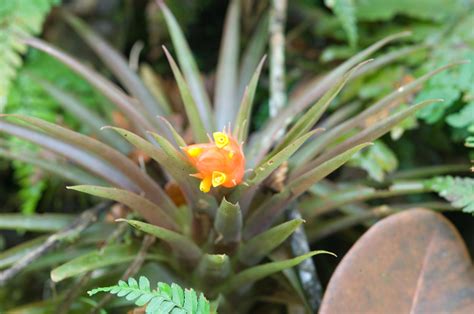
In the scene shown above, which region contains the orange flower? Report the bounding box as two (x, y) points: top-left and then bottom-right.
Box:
(182, 129), (245, 193)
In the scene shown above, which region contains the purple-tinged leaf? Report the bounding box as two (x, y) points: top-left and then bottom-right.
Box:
(214, 0), (240, 129)
(3, 114), (175, 212)
(162, 47), (209, 142)
(23, 37), (158, 136)
(62, 12), (169, 118)
(239, 219), (304, 265)
(159, 1), (214, 130)
(0, 120), (136, 189)
(68, 185), (179, 230)
(117, 218), (202, 264)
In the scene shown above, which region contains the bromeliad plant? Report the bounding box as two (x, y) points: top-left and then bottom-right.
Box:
(0, 1), (467, 312)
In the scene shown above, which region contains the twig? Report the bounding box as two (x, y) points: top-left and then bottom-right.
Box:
(56, 221), (129, 314)
(91, 234), (156, 313)
(286, 206), (322, 312)
(307, 207), (391, 242)
(57, 272), (93, 314)
(269, 0), (287, 119)
(0, 202), (110, 286)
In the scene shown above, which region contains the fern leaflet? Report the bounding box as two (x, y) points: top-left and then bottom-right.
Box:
(426, 176), (474, 214)
(325, 0), (358, 47)
(88, 276), (212, 314)
(0, 0), (60, 110)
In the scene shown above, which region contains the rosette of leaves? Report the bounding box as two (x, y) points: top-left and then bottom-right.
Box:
(0, 1), (465, 312)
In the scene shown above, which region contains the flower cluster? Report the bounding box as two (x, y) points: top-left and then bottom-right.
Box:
(182, 129), (245, 193)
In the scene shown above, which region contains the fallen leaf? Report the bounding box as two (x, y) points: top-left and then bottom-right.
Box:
(320, 208), (474, 314)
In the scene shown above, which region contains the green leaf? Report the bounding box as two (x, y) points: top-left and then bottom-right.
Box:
(214, 0), (240, 128)
(196, 254), (231, 282)
(63, 12), (168, 118)
(447, 102), (474, 129)
(239, 219), (305, 265)
(158, 116), (187, 148)
(2, 114), (171, 209)
(50, 244), (164, 282)
(147, 131), (195, 175)
(171, 283), (185, 306)
(0, 0), (59, 109)
(106, 126), (198, 206)
(34, 78), (130, 152)
(348, 140), (398, 182)
(116, 219), (202, 263)
(88, 277), (211, 313)
(67, 185), (179, 231)
(0, 119), (133, 190)
(238, 12), (269, 99)
(325, 0), (358, 47)
(0, 147), (106, 186)
(214, 198), (242, 244)
(162, 47), (209, 142)
(290, 143), (373, 197)
(308, 99), (443, 170)
(426, 176), (474, 214)
(159, 2), (214, 130)
(355, 0), (464, 22)
(183, 288), (198, 312)
(234, 56), (266, 142)
(24, 37), (157, 136)
(287, 31), (411, 122)
(218, 251), (335, 294)
(0, 213), (74, 232)
(0, 236), (48, 269)
(198, 293), (211, 314)
(269, 59), (372, 159)
(140, 64), (173, 115)
(248, 129), (323, 187)
(248, 32), (411, 165)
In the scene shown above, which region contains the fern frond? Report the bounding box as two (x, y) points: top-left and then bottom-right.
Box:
(88, 276), (212, 314)
(426, 176), (474, 214)
(0, 0), (59, 110)
(325, 0), (358, 47)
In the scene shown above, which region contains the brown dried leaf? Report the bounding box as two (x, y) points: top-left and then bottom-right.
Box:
(320, 208), (474, 314)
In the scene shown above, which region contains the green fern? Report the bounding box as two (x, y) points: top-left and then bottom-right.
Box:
(88, 276), (212, 314)
(0, 0), (60, 110)
(5, 50), (110, 214)
(325, 0), (358, 47)
(425, 176), (474, 214)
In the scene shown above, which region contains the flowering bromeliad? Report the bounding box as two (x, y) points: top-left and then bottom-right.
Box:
(182, 128), (245, 193)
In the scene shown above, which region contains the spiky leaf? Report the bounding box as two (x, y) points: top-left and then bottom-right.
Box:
(51, 244), (166, 282)
(238, 219), (304, 265)
(218, 251), (335, 294)
(67, 185), (179, 231)
(116, 219), (202, 263)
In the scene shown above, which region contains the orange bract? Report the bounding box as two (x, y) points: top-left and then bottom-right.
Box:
(182, 129), (245, 193)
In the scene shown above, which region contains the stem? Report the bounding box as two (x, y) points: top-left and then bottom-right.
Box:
(302, 182), (429, 218)
(286, 207), (322, 312)
(91, 235), (155, 313)
(269, 0), (287, 119)
(389, 164), (470, 180)
(307, 207), (391, 242)
(0, 202), (110, 286)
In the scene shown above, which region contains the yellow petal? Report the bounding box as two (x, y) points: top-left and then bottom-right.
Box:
(212, 171), (227, 187)
(188, 147), (202, 157)
(200, 177), (212, 193)
(213, 132), (229, 148)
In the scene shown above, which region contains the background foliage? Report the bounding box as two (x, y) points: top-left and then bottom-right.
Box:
(0, 0), (472, 313)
